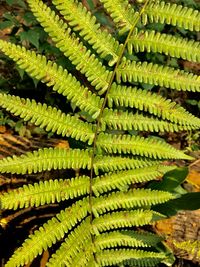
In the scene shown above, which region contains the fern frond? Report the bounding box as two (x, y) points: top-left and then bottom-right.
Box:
(101, 109), (197, 133)
(143, 1), (200, 31)
(52, 0), (122, 66)
(1, 1), (199, 266)
(95, 230), (161, 249)
(0, 148), (91, 174)
(117, 60), (200, 92)
(92, 189), (173, 217)
(100, 0), (200, 33)
(27, 0), (112, 93)
(69, 241), (93, 267)
(128, 29), (200, 63)
(94, 154), (160, 174)
(108, 84), (200, 127)
(93, 165), (175, 196)
(5, 198), (89, 267)
(0, 40), (102, 118)
(0, 176), (90, 209)
(96, 249), (166, 267)
(95, 231), (148, 249)
(98, 230), (163, 249)
(96, 133), (191, 160)
(0, 93), (95, 144)
(99, 0), (139, 35)
(92, 210), (154, 234)
(0, 145), (161, 175)
(125, 231), (163, 247)
(47, 218), (92, 267)
(1, 165), (174, 210)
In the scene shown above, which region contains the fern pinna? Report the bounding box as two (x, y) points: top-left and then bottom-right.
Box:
(0, 0), (200, 266)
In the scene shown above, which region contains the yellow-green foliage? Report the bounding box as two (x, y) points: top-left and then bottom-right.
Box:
(173, 240), (200, 259)
(117, 59), (200, 92)
(128, 29), (200, 62)
(0, 0), (199, 266)
(143, 1), (200, 31)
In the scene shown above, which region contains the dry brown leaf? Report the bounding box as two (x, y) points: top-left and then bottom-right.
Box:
(0, 126), (6, 133)
(154, 210), (200, 263)
(40, 250), (49, 267)
(56, 140), (70, 149)
(187, 170), (200, 190)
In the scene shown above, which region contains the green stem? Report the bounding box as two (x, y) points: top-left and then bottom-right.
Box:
(88, 0), (150, 262)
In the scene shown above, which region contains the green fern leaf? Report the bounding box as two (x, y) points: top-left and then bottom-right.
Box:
(108, 84), (200, 127)
(0, 148), (91, 174)
(95, 230), (163, 249)
(0, 40), (102, 118)
(92, 189), (173, 217)
(124, 231), (163, 247)
(96, 133), (192, 160)
(94, 154), (161, 174)
(0, 93), (95, 144)
(101, 109), (197, 133)
(5, 198), (89, 267)
(99, 0), (139, 34)
(96, 249), (166, 267)
(95, 231), (154, 249)
(27, 0), (112, 93)
(67, 240), (93, 267)
(117, 60), (200, 92)
(143, 1), (200, 31)
(0, 147), (161, 175)
(47, 218), (92, 267)
(93, 165), (175, 196)
(0, 165), (174, 210)
(95, 232), (148, 250)
(0, 176), (90, 209)
(95, 230), (163, 253)
(92, 210), (154, 234)
(52, 0), (122, 66)
(1, 0), (199, 266)
(100, 0), (200, 33)
(128, 29), (200, 63)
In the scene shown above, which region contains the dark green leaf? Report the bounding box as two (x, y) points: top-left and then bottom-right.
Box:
(16, 66), (25, 80)
(19, 29), (40, 48)
(3, 13), (19, 26)
(86, 0), (95, 9)
(6, 0), (26, 7)
(23, 12), (37, 25)
(153, 192), (200, 217)
(186, 99), (198, 106)
(148, 167), (188, 192)
(168, 192), (200, 210)
(0, 21), (14, 30)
